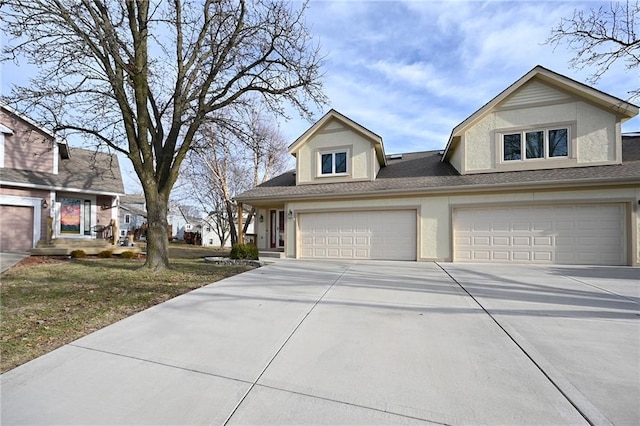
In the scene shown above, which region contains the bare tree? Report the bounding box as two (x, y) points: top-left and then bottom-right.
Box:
(1, 0), (325, 271)
(548, 0), (640, 99)
(181, 102), (290, 246)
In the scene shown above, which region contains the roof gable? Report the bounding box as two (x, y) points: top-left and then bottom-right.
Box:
(442, 65), (639, 160)
(288, 109), (387, 166)
(0, 103), (56, 140)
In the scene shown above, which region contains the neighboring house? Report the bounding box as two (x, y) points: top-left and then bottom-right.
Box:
(235, 66), (640, 266)
(119, 194), (147, 241)
(167, 204), (201, 241)
(200, 213), (255, 248)
(0, 103), (124, 252)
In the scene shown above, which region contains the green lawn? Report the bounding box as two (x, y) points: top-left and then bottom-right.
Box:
(0, 245), (252, 373)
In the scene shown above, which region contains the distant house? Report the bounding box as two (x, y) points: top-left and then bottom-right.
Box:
(119, 194), (147, 241)
(200, 212), (255, 248)
(236, 66), (640, 266)
(0, 103), (124, 252)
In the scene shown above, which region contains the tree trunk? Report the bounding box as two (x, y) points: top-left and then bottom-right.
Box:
(226, 199), (238, 245)
(144, 196), (171, 272)
(242, 207), (255, 234)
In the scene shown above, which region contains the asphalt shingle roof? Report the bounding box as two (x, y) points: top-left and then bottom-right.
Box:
(0, 147), (125, 195)
(236, 136), (640, 202)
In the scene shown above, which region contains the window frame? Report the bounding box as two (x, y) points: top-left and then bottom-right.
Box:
(501, 126), (570, 162)
(124, 214), (131, 224)
(317, 149), (350, 177)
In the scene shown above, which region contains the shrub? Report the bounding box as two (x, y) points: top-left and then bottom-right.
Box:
(229, 244), (259, 260)
(120, 251), (136, 259)
(97, 250), (113, 258)
(70, 250), (87, 259)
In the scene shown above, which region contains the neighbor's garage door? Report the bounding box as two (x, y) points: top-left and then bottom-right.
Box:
(299, 210), (416, 260)
(0, 205), (34, 252)
(453, 204), (626, 265)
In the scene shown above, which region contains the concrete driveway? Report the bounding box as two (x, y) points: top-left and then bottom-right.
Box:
(1, 260), (638, 425)
(0, 252), (29, 273)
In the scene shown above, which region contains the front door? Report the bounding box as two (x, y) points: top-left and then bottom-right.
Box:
(270, 209), (285, 249)
(58, 198), (93, 237)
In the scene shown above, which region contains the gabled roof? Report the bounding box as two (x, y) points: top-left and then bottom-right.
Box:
(120, 203), (147, 217)
(0, 102), (57, 140)
(442, 65), (639, 160)
(0, 123), (13, 134)
(288, 109), (387, 166)
(235, 136), (640, 203)
(0, 146), (125, 195)
(1, 102), (71, 158)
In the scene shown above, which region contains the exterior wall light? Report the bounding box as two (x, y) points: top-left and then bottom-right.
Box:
(287, 210), (293, 220)
(42, 199), (48, 209)
(259, 214), (264, 223)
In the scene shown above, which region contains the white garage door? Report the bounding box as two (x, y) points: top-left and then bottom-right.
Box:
(453, 204), (626, 265)
(299, 210), (416, 260)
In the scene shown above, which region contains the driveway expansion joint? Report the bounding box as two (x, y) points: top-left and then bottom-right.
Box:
(435, 262), (614, 426)
(67, 343), (253, 386)
(222, 264), (355, 425)
(251, 383), (449, 425)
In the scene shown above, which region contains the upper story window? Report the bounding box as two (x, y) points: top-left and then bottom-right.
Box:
(319, 150), (348, 175)
(124, 214), (131, 224)
(502, 127), (568, 161)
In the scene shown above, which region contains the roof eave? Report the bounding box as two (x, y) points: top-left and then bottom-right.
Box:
(441, 65), (640, 159)
(288, 109), (388, 167)
(235, 175), (640, 204)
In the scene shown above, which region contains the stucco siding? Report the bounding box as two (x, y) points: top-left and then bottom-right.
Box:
(465, 114), (495, 171)
(448, 138), (463, 174)
(463, 100), (619, 173)
(296, 122), (374, 185)
(495, 102), (577, 132)
(576, 101), (617, 163)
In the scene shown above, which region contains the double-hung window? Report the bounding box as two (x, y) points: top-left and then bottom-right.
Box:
(320, 150), (348, 175)
(502, 127), (569, 161)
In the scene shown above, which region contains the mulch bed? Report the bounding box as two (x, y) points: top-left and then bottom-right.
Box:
(15, 256), (69, 267)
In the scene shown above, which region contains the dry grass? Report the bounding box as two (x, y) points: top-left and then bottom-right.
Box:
(0, 244), (250, 373)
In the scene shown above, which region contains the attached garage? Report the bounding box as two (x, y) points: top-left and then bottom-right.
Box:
(0, 205), (35, 252)
(299, 210), (416, 260)
(453, 203), (626, 265)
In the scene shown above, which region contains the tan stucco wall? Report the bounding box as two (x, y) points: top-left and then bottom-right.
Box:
(460, 100), (619, 173)
(296, 120), (375, 184)
(281, 185), (639, 265)
(575, 101), (617, 163)
(448, 138), (464, 174)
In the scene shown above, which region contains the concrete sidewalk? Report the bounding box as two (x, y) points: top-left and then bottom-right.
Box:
(2, 260), (637, 424)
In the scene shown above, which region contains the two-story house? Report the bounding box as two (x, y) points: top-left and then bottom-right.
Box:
(235, 66), (640, 266)
(0, 103), (124, 252)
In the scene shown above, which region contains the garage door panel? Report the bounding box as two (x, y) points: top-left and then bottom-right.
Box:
(300, 210), (416, 260)
(0, 205), (35, 252)
(454, 204), (625, 265)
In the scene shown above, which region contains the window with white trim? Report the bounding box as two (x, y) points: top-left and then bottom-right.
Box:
(124, 214), (131, 224)
(502, 127), (569, 161)
(319, 150), (348, 175)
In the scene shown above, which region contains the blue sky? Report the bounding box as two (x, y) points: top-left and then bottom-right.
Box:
(2, 1), (638, 192)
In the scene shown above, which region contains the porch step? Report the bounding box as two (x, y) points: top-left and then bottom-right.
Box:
(37, 238), (114, 249)
(32, 238), (141, 256)
(259, 251), (285, 259)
